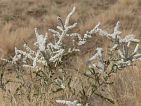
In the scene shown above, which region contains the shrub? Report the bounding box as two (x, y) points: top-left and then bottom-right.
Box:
(1, 7), (102, 70)
(1, 7), (141, 106)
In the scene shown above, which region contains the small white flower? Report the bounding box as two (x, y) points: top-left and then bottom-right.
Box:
(56, 100), (82, 106)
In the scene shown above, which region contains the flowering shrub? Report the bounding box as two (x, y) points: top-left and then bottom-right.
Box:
(85, 21), (141, 90)
(88, 21), (141, 70)
(1, 7), (141, 106)
(1, 7), (109, 70)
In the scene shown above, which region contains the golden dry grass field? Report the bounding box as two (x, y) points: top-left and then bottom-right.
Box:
(0, 0), (141, 106)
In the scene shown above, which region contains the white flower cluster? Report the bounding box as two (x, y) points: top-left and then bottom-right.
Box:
(1, 7), (82, 68)
(88, 21), (141, 71)
(72, 23), (101, 46)
(1, 7), (141, 70)
(1, 7), (102, 68)
(56, 100), (82, 106)
(89, 48), (105, 72)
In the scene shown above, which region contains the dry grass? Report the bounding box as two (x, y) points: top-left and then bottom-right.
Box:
(0, 0), (117, 56)
(0, 0), (141, 106)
